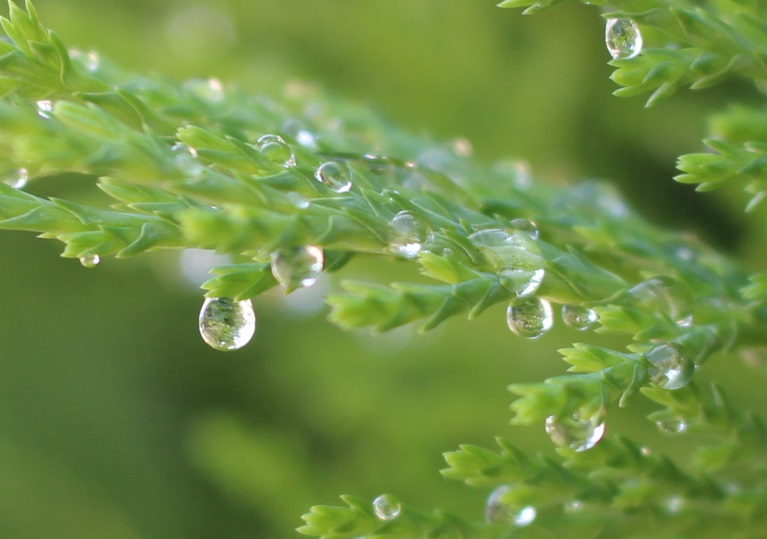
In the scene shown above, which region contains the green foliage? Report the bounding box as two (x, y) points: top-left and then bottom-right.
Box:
(1, 0), (767, 537)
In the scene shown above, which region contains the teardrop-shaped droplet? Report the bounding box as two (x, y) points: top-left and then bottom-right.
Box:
(646, 343), (694, 390)
(545, 412), (605, 452)
(79, 254), (100, 268)
(605, 18), (643, 60)
(469, 228), (545, 298)
(507, 298), (553, 339)
(656, 417), (687, 434)
(257, 134), (295, 168)
(561, 305), (599, 331)
(270, 245), (324, 290)
(3, 168), (28, 189)
(372, 494), (401, 521)
(314, 161), (352, 193)
(198, 297), (256, 351)
(171, 142), (203, 178)
(389, 211), (430, 259)
(510, 218), (539, 241)
(37, 100), (53, 119)
(628, 277), (693, 327)
(485, 486), (536, 527)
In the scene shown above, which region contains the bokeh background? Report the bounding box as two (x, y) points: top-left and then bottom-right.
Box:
(0, 1), (764, 538)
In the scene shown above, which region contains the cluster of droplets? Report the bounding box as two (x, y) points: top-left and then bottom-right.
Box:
(198, 297), (256, 351)
(544, 411), (606, 452)
(372, 494), (401, 521)
(605, 18), (643, 60)
(485, 486), (536, 527)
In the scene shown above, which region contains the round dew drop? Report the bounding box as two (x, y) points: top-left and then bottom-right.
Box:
(3, 168), (28, 189)
(198, 297), (256, 351)
(507, 298), (553, 339)
(257, 134), (296, 168)
(646, 343), (694, 390)
(372, 494), (401, 521)
(270, 245), (324, 290)
(561, 305), (599, 331)
(171, 143), (203, 178)
(656, 417), (687, 435)
(314, 161), (352, 193)
(79, 254), (100, 268)
(389, 211), (430, 259)
(485, 486), (536, 527)
(605, 18), (643, 60)
(545, 412), (605, 452)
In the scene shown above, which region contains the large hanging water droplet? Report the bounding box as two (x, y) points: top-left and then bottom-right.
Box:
(469, 228), (545, 298)
(198, 297), (256, 351)
(605, 18), (643, 60)
(485, 486), (536, 527)
(561, 305), (599, 331)
(389, 211), (430, 259)
(3, 168), (28, 189)
(257, 134), (295, 168)
(372, 494), (401, 521)
(646, 343), (694, 390)
(171, 142), (203, 178)
(545, 412), (605, 452)
(79, 254), (100, 268)
(314, 161), (352, 193)
(270, 245), (324, 290)
(507, 298), (553, 339)
(656, 417), (687, 434)
(628, 277), (693, 327)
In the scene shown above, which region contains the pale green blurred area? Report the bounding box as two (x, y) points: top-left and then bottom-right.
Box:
(0, 1), (764, 538)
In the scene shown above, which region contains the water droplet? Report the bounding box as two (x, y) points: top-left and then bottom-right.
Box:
(605, 18), (643, 60)
(257, 134), (295, 168)
(171, 142), (203, 178)
(564, 499), (584, 513)
(79, 254), (100, 268)
(372, 494), (401, 521)
(36, 100), (52, 119)
(3, 168), (28, 189)
(545, 412), (605, 452)
(639, 446), (651, 457)
(198, 297), (256, 351)
(71, 49), (100, 72)
(507, 298), (553, 339)
(285, 191), (310, 209)
(450, 137), (473, 157)
(656, 417), (687, 434)
(628, 277), (693, 327)
(469, 228), (545, 298)
(283, 119), (318, 149)
(646, 343), (694, 390)
(561, 305), (599, 331)
(665, 495), (684, 515)
(270, 245), (324, 290)
(314, 161), (352, 193)
(510, 218), (539, 240)
(485, 486), (536, 526)
(389, 211), (430, 259)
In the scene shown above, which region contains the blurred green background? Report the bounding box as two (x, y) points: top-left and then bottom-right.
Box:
(0, 1), (764, 538)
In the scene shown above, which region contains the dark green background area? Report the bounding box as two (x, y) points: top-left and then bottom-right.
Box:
(0, 2), (762, 538)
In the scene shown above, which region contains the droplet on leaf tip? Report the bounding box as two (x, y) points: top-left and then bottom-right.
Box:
(198, 297), (256, 351)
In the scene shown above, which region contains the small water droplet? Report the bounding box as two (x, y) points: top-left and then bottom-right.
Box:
(283, 119), (318, 149)
(389, 211), (430, 259)
(198, 297), (256, 351)
(372, 494), (401, 521)
(510, 218), (539, 240)
(71, 49), (100, 72)
(640, 446), (651, 457)
(564, 499), (584, 513)
(545, 412), (605, 452)
(270, 245), (324, 290)
(451, 137), (473, 157)
(656, 417), (687, 434)
(257, 134), (295, 168)
(665, 495), (684, 515)
(36, 100), (53, 119)
(646, 343), (694, 390)
(314, 161), (352, 193)
(629, 277), (693, 327)
(184, 77), (226, 102)
(79, 254), (100, 268)
(171, 142), (203, 178)
(3, 168), (28, 189)
(285, 191), (310, 209)
(485, 486), (536, 526)
(605, 18), (643, 60)
(561, 305), (599, 331)
(507, 298), (553, 339)
(469, 228), (545, 297)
